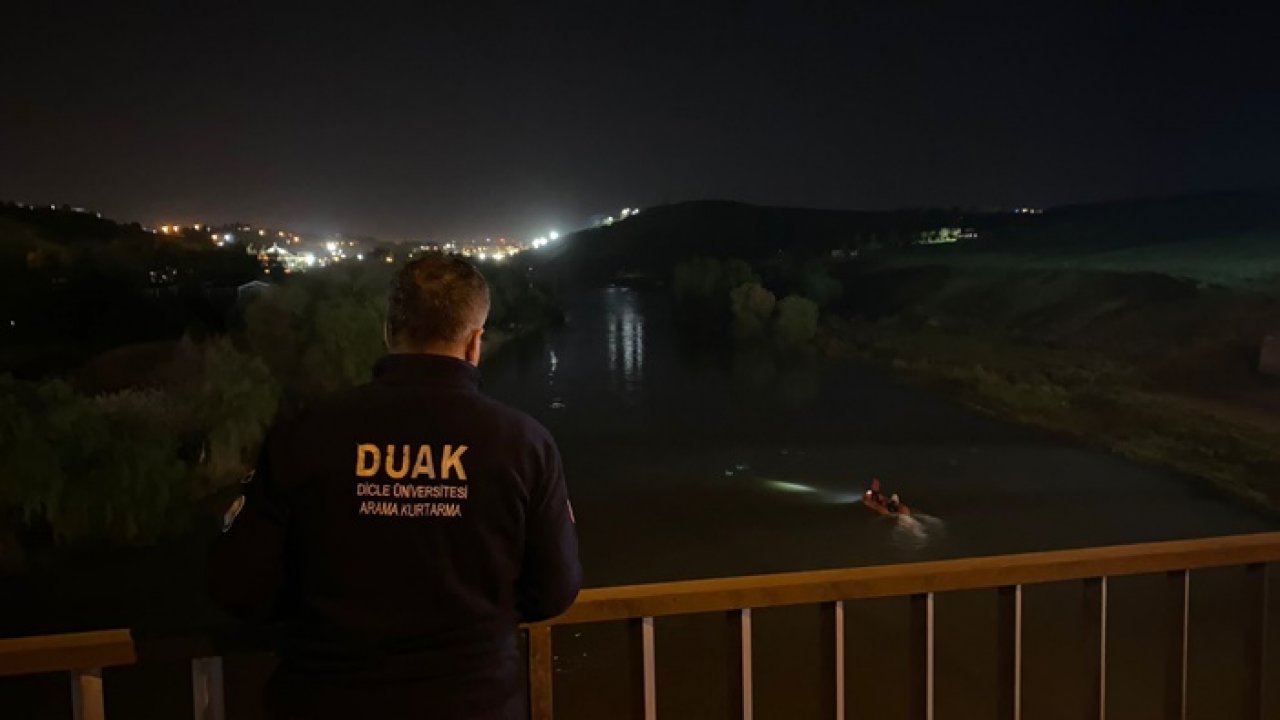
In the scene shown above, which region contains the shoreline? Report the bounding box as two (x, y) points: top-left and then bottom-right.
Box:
(826, 319), (1280, 514)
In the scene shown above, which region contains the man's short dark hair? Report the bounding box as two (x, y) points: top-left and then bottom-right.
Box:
(387, 254), (490, 348)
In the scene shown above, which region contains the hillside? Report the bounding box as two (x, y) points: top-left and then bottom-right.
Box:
(538, 191), (1280, 286)
(537, 200), (977, 283)
(0, 203), (155, 246)
(965, 191), (1280, 252)
(0, 204), (260, 376)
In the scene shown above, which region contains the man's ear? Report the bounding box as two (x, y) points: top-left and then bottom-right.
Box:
(465, 328), (484, 366)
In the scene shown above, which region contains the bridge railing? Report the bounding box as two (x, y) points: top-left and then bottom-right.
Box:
(3, 532), (1278, 720)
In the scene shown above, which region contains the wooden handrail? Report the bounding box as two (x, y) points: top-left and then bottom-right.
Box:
(0, 629), (135, 676)
(542, 531), (1280, 625)
(2, 532), (1279, 676)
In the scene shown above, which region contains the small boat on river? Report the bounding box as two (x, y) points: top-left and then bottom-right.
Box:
(863, 490), (911, 517)
(862, 478), (911, 516)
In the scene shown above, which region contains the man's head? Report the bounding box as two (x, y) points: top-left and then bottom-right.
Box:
(385, 254), (490, 365)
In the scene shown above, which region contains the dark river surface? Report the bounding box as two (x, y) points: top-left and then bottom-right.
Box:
(481, 289), (1279, 720)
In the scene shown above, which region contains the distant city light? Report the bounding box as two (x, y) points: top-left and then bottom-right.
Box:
(259, 229), (266, 236)
(548, 230), (560, 240)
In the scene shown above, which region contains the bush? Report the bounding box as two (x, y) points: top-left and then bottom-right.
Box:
(730, 282), (776, 340)
(0, 339), (279, 545)
(182, 339), (279, 495)
(243, 264), (390, 402)
(484, 261), (560, 331)
(0, 377), (189, 544)
(672, 257), (759, 307)
(773, 295), (820, 348)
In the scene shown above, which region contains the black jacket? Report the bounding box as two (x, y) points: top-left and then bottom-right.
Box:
(208, 353), (582, 718)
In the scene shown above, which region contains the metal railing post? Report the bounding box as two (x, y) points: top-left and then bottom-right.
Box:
(642, 617), (657, 720)
(1165, 570), (1189, 720)
(70, 667), (105, 720)
(1244, 563), (1269, 720)
(727, 609), (754, 719)
(819, 600), (845, 720)
(629, 617), (657, 720)
(997, 585), (1023, 720)
(191, 657), (225, 720)
(528, 625), (554, 720)
(1082, 577), (1108, 720)
(909, 593), (935, 720)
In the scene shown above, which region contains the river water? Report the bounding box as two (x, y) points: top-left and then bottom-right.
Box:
(483, 289), (1278, 720)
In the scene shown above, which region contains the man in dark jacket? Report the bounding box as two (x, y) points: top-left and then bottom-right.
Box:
(208, 254), (582, 719)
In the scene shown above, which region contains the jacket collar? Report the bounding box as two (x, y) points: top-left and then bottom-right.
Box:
(372, 353), (481, 390)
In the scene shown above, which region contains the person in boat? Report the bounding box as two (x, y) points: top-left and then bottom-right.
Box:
(887, 493), (902, 513)
(866, 478), (885, 505)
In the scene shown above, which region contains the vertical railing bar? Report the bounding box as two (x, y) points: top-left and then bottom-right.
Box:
(1082, 577), (1107, 720)
(1180, 571), (1190, 720)
(835, 600), (845, 720)
(997, 585), (1023, 720)
(817, 601), (841, 720)
(927, 592), (935, 720)
(70, 667), (105, 720)
(1244, 563), (1269, 720)
(191, 657), (225, 720)
(727, 611), (743, 717)
(642, 616), (657, 720)
(740, 608), (753, 720)
(528, 625), (554, 720)
(1165, 569), (1189, 720)
(909, 592), (936, 720)
(1099, 576), (1108, 720)
(1177, 568), (1187, 712)
(1014, 585), (1023, 720)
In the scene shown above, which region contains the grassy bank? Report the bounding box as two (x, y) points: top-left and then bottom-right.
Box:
(831, 263), (1280, 509)
(884, 233), (1280, 290)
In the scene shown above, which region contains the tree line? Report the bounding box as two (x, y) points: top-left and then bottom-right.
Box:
(0, 254), (559, 563)
(670, 254), (843, 349)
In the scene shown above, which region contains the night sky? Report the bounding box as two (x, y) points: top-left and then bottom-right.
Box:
(2, 2), (1277, 240)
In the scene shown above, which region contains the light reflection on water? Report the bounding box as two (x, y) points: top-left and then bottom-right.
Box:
(604, 288), (644, 402)
(891, 513), (947, 549)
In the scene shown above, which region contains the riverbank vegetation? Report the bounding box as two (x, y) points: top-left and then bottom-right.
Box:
(670, 256), (835, 350)
(0, 216), (561, 564)
(831, 264), (1280, 509)
(632, 199), (1280, 509)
